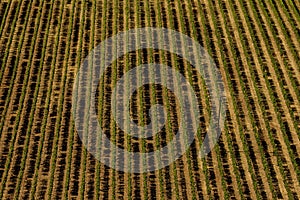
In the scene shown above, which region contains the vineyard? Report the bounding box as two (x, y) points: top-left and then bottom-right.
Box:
(0, 0), (300, 199)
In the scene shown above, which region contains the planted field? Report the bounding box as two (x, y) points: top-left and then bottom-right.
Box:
(0, 0), (299, 199)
